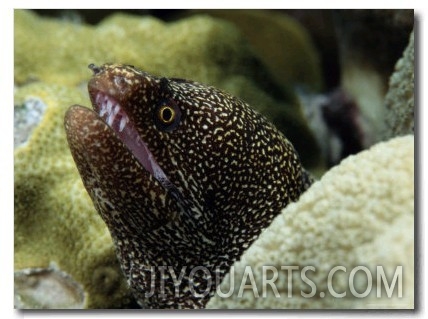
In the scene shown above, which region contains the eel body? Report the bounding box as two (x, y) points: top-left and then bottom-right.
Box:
(64, 63), (310, 308)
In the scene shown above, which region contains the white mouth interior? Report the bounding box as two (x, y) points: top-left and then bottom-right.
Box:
(95, 92), (173, 188)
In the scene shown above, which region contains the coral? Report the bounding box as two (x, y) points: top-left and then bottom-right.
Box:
(14, 9), (321, 168)
(15, 9), (254, 86)
(335, 10), (414, 79)
(14, 96), (48, 148)
(14, 83), (134, 308)
(207, 135), (414, 309)
(383, 31), (414, 139)
(190, 10), (323, 92)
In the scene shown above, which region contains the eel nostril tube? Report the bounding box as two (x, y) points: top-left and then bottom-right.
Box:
(88, 63), (101, 75)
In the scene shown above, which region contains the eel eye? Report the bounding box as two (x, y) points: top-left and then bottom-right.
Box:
(154, 99), (181, 132)
(158, 105), (175, 124)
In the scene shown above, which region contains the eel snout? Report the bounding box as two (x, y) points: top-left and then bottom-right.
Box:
(86, 64), (174, 189)
(64, 103), (178, 234)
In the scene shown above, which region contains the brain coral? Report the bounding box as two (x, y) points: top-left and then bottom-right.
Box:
(207, 135), (414, 309)
(14, 83), (134, 308)
(14, 9), (321, 168)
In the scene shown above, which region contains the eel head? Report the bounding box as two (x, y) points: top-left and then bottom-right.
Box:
(64, 63), (309, 308)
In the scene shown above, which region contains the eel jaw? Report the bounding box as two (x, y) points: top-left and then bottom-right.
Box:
(89, 88), (173, 189)
(64, 105), (178, 233)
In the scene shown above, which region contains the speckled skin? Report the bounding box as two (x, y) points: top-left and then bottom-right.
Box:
(64, 64), (310, 308)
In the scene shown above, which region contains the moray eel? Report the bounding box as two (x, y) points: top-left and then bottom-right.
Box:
(64, 63), (311, 309)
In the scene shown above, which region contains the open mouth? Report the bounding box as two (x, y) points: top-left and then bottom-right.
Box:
(91, 89), (173, 189)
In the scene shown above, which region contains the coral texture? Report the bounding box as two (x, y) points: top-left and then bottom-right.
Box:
(14, 9), (321, 168)
(384, 31), (414, 139)
(192, 9), (323, 91)
(14, 83), (134, 308)
(207, 135), (414, 309)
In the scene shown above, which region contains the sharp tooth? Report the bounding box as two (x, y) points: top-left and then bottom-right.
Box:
(113, 104), (120, 117)
(106, 99), (113, 114)
(99, 104), (107, 117)
(119, 116), (127, 132)
(96, 93), (102, 104)
(107, 113), (114, 126)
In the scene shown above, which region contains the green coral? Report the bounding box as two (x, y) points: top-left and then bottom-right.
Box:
(14, 9), (321, 168)
(14, 9), (282, 87)
(191, 9), (323, 92)
(383, 31), (414, 139)
(14, 83), (133, 308)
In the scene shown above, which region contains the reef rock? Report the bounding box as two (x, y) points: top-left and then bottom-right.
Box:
(383, 31), (414, 139)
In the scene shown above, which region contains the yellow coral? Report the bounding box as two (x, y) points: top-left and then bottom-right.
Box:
(192, 9), (323, 91)
(14, 83), (133, 308)
(384, 31), (414, 138)
(14, 9), (321, 168)
(14, 10), (274, 88)
(207, 135), (414, 309)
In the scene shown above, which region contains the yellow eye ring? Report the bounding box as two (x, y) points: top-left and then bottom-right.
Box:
(154, 99), (182, 132)
(158, 105), (176, 124)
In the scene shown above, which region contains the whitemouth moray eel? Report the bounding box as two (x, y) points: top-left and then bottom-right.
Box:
(64, 63), (312, 308)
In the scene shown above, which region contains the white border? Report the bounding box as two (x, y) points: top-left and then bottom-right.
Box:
(3, 2), (425, 319)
